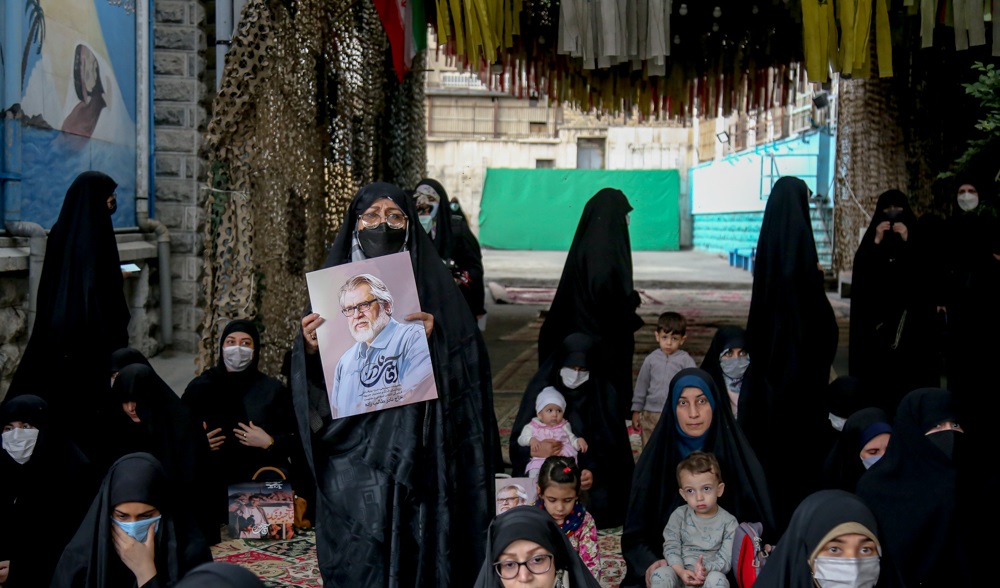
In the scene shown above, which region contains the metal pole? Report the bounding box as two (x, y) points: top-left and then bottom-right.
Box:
(216, 0), (233, 90)
(2, 0), (24, 225)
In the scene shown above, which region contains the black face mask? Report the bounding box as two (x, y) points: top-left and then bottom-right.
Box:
(357, 223), (406, 258)
(883, 208), (902, 221)
(927, 430), (960, 460)
(108, 200), (118, 215)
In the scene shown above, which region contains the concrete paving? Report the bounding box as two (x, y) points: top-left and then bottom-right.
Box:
(483, 248), (755, 289)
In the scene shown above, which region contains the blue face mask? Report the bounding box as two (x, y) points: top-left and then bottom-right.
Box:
(112, 516), (161, 543)
(861, 454), (883, 470)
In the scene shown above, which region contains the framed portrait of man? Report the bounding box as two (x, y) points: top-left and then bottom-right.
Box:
(494, 477), (536, 516)
(306, 252), (438, 419)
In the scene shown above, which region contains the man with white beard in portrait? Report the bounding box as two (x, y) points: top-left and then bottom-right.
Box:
(331, 273), (433, 418)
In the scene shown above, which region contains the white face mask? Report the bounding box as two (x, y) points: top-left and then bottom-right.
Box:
(559, 368), (590, 389)
(223, 346), (254, 372)
(2, 428), (40, 464)
(861, 454), (883, 470)
(812, 556), (880, 588)
(957, 191), (979, 211)
(828, 413), (847, 432)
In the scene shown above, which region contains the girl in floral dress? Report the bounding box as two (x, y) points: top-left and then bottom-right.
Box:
(534, 456), (602, 581)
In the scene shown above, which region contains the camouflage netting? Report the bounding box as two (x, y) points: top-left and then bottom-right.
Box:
(198, 0), (427, 374)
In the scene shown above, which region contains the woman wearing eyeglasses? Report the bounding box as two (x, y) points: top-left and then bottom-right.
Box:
(288, 182), (498, 587)
(474, 507), (601, 588)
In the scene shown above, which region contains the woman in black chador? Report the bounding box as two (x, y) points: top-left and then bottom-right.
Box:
(183, 320), (300, 534)
(849, 189), (937, 413)
(621, 368), (775, 588)
(105, 364), (217, 543)
(414, 178), (486, 320)
(856, 388), (975, 587)
(537, 188), (644, 419)
(509, 332), (634, 529)
(289, 182), (497, 587)
(8, 171), (129, 456)
(0, 395), (97, 587)
(743, 176), (838, 535)
(52, 452), (212, 588)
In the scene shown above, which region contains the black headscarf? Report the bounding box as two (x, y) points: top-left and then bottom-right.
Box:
(856, 388), (974, 586)
(743, 176), (838, 534)
(699, 325), (750, 422)
(820, 407), (892, 493)
(7, 171), (130, 454)
(110, 348), (152, 373)
(288, 181), (497, 587)
(52, 452), (212, 588)
(107, 364), (216, 544)
(621, 368), (775, 588)
(824, 376), (868, 423)
(416, 179), (487, 317)
(472, 507), (602, 588)
(174, 562), (265, 587)
(509, 332), (634, 529)
(414, 178), (455, 262)
(182, 320), (294, 482)
(849, 190), (937, 413)
(537, 188), (644, 419)
(754, 489), (893, 588)
(109, 365), (204, 479)
(0, 395), (97, 588)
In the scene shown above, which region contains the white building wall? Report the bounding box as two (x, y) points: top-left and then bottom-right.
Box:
(426, 137), (577, 234)
(605, 126), (695, 246)
(427, 125), (696, 239)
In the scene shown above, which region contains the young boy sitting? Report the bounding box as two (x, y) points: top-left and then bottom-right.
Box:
(651, 451), (738, 588)
(632, 312), (696, 446)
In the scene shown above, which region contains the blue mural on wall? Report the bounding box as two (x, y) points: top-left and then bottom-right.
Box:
(18, 0), (137, 229)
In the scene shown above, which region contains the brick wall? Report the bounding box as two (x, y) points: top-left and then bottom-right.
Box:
(152, 0), (208, 353)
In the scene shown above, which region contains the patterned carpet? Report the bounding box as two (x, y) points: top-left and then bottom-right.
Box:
(211, 288), (851, 587)
(211, 529), (322, 586)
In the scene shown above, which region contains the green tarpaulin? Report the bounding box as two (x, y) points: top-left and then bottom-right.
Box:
(478, 169), (681, 251)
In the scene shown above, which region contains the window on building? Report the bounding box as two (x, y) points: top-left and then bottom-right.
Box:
(536, 159), (555, 169)
(576, 138), (605, 169)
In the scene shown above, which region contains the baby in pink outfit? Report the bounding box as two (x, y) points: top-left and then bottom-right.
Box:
(518, 387), (588, 479)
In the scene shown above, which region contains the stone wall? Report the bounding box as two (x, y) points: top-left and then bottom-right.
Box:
(153, 0), (208, 353)
(0, 235), (160, 399)
(0, 268), (28, 399)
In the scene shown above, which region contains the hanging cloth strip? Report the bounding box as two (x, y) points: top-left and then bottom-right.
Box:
(802, 0), (840, 82)
(995, 0), (1000, 56)
(839, 0), (892, 78)
(921, 0), (935, 48)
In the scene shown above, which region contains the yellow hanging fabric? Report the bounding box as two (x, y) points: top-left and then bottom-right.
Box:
(839, 0), (857, 76)
(802, 0), (829, 82)
(445, 0), (466, 56)
(853, 0), (873, 76)
(875, 0), (893, 76)
(436, 0), (450, 48)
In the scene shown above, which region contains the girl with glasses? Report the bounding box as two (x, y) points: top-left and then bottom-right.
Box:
(474, 507), (601, 588)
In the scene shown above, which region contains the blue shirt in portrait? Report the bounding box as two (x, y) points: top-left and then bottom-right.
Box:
(331, 318), (433, 418)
